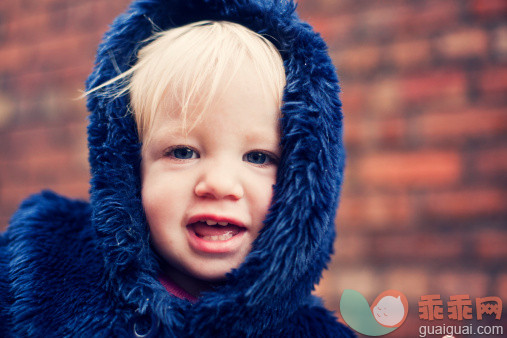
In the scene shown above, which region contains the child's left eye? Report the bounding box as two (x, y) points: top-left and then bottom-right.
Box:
(243, 151), (278, 166)
(164, 146), (199, 160)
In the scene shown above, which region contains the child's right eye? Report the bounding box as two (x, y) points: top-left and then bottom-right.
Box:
(164, 146), (199, 160)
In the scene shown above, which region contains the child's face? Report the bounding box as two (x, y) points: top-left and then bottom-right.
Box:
(141, 62), (280, 284)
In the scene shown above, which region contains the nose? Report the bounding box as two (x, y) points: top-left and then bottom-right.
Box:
(194, 162), (244, 200)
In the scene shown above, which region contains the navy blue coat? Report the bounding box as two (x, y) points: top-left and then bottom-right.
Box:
(0, 0), (354, 336)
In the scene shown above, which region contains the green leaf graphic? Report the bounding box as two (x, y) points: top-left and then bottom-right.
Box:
(340, 289), (397, 336)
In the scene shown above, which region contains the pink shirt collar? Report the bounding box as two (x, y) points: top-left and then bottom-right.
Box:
(158, 273), (199, 303)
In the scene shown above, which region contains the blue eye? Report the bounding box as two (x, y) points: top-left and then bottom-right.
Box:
(244, 151), (277, 166)
(166, 147), (198, 159)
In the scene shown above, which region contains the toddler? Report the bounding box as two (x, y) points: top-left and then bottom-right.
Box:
(0, 0), (353, 336)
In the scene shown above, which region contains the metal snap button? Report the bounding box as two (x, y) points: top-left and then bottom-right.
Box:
(131, 312), (160, 338)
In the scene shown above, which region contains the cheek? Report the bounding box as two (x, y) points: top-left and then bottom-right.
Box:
(142, 183), (164, 232)
(141, 173), (181, 227)
(249, 175), (276, 221)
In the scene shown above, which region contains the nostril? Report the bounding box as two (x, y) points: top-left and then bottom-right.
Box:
(194, 177), (244, 200)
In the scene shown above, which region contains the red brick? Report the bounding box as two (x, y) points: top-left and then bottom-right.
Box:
(476, 230), (507, 260)
(65, 1), (130, 35)
(373, 233), (463, 261)
(0, 93), (15, 128)
(401, 70), (467, 106)
(367, 79), (403, 116)
(13, 0), (68, 12)
(337, 191), (411, 229)
(358, 5), (411, 35)
(0, 218), (9, 232)
(3, 127), (53, 160)
(388, 39), (432, 69)
(397, 0), (460, 37)
(33, 33), (97, 71)
(344, 117), (406, 148)
(101, 0), (132, 17)
(332, 233), (368, 263)
(0, 45), (31, 73)
(297, 0), (353, 14)
(375, 118), (406, 146)
(414, 107), (507, 143)
(436, 28), (488, 59)
(480, 66), (507, 93)
(333, 267), (378, 301)
(355, 151), (461, 189)
(470, 0), (507, 20)
(383, 267), (429, 300)
(423, 188), (506, 219)
(66, 2), (105, 34)
(13, 72), (48, 96)
(11, 80), (85, 118)
(496, 274), (507, 302)
(28, 153), (89, 185)
(6, 11), (51, 43)
(475, 147), (507, 177)
(430, 272), (489, 299)
(342, 77), (403, 122)
(0, 161), (33, 187)
(3, 123), (86, 160)
(335, 45), (381, 74)
(342, 117), (362, 147)
(431, 270), (490, 299)
(340, 82), (368, 117)
(308, 15), (354, 47)
(0, 1), (13, 12)
(493, 26), (507, 58)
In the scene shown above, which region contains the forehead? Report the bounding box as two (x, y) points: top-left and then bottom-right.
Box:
(130, 22), (285, 143)
(145, 59), (280, 143)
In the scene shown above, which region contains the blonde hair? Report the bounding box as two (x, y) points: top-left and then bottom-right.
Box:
(89, 21), (286, 142)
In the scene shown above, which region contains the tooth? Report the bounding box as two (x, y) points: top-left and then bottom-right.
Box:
(206, 220), (217, 226)
(218, 221), (228, 226)
(202, 232), (234, 241)
(219, 233), (233, 240)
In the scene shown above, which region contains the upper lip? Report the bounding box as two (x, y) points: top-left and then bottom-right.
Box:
(187, 214), (246, 228)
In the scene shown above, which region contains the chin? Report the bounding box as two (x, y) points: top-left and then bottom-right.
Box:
(188, 265), (236, 282)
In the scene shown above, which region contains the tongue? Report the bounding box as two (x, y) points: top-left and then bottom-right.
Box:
(191, 222), (241, 238)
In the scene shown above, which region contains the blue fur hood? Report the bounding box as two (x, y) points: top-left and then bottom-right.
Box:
(0, 0), (352, 336)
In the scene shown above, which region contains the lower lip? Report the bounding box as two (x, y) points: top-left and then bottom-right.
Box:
(186, 226), (247, 254)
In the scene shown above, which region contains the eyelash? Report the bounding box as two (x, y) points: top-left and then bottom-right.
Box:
(243, 151), (279, 167)
(163, 146), (199, 160)
(163, 146), (278, 167)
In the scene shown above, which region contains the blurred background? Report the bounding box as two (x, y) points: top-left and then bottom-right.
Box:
(0, 0), (505, 336)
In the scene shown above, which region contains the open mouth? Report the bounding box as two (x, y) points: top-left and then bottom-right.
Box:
(187, 219), (245, 242)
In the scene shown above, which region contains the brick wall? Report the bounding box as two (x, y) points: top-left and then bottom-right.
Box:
(0, 0), (132, 226)
(298, 0), (507, 335)
(1, 0), (506, 335)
